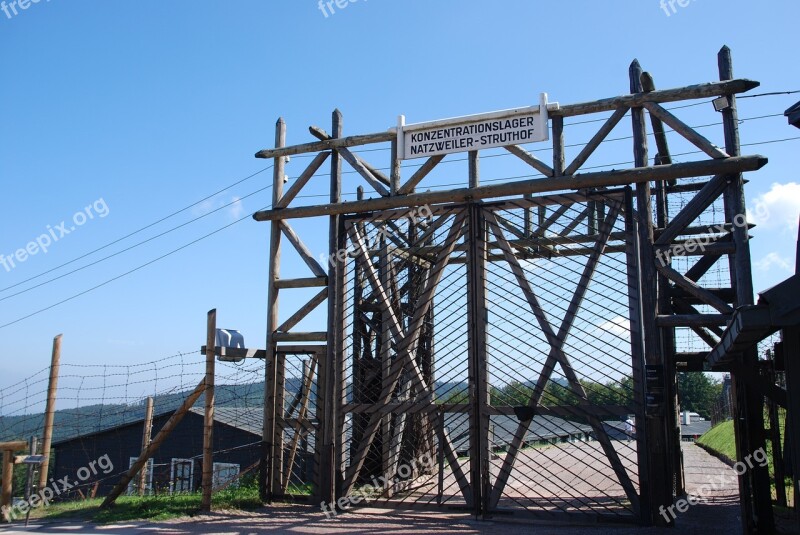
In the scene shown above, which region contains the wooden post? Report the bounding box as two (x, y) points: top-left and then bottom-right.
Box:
(642, 70), (684, 498)
(718, 45), (774, 534)
(465, 197), (489, 516)
(22, 437), (37, 526)
(552, 116), (565, 177)
(262, 118), (286, 502)
(468, 151), (479, 188)
(101, 380), (207, 508)
(783, 326), (800, 529)
(766, 353), (786, 507)
(320, 109), (342, 506)
(1, 449), (11, 522)
(201, 309), (216, 512)
(391, 136), (401, 195)
(138, 397), (154, 496)
(38, 334), (61, 489)
(630, 59), (671, 526)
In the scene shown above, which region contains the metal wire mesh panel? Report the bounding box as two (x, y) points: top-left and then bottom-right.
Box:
(334, 194), (642, 519)
(277, 350), (320, 501)
(481, 194), (641, 520)
(339, 205), (474, 510)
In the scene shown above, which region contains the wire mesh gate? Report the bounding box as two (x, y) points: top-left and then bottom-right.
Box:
(334, 190), (646, 521)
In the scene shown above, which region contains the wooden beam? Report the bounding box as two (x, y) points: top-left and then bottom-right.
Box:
(275, 151), (330, 209)
(656, 263), (734, 314)
(684, 253), (723, 282)
(398, 155), (445, 195)
(272, 332), (327, 342)
(201, 309), (216, 512)
(253, 156), (767, 221)
(263, 118), (286, 502)
(253, 80), (759, 162)
(256, 130), (394, 159)
(279, 221), (327, 277)
(656, 314), (731, 327)
(276, 288), (328, 333)
(309, 126), (391, 186)
(641, 72), (673, 167)
(564, 106), (629, 176)
(505, 145), (554, 177)
(550, 78), (759, 118)
(274, 277), (327, 289)
(138, 397), (154, 496)
(38, 334), (61, 489)
(102, 378), (207, 508)
(654, 173), (729, 245)
(440, 413), (473, 507)
(643, 101), (729, 159)
(1, 450), (11, 521)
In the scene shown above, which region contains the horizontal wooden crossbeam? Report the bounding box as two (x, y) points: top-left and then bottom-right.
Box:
(254, 79), (759, 159)
(254, 156), (767, 221)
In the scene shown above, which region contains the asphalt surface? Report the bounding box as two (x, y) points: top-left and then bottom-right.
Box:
(0, 444), (745, 534)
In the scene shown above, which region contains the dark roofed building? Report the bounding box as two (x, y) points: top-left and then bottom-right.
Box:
(51, 407), (271, 498)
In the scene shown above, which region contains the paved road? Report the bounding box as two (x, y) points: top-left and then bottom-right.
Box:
(0, 444), (742, 534)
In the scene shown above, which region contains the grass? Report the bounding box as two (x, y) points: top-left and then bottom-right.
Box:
(698, 416), (793, 506)
(28, 478), (268, 524)
(697, 419), (737, 462)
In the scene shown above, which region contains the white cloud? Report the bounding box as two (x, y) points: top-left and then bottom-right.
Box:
(754, 252), (793, 273)
(191, 198), (217, 217)
(229, 196), (244, 219)
(749, 182), (800, 235)
(190, 194), (245, 220)
(595, 316), (629, 337)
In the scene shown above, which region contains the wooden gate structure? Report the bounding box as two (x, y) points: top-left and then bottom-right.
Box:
(252, 47), (774, 531)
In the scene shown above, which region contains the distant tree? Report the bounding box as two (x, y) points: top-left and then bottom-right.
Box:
(491, 381), (533, 406)
(678, 372), (722, 419)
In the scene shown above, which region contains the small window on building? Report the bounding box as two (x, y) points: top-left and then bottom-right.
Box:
(212, 462), (240, 489)
(127, 457), (154, 495)
(171, 459), (195, 493)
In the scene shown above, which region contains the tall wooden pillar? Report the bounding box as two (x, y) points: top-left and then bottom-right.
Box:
(262, 118), (286, 502)
(630, 59), (672, 525)
(718, 45), (774, 534)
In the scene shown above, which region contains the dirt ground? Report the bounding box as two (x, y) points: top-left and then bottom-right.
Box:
(0, 444), (745, 534)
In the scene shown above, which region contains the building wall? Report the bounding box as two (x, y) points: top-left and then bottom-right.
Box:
(51, 412), (260, 498)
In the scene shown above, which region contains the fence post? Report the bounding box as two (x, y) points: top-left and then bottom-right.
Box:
(139, 397), (154, 496)
(201, 309), (216, 512)
(38, 334), (62, 489)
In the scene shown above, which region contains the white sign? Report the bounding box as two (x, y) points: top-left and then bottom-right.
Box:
(398, 94), (552, 160)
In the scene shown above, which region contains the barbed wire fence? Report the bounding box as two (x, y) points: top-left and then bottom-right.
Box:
(0, 341), (274, 513)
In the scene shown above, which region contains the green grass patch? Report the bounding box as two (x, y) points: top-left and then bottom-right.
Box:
(697, 419), (737, 462)
(28, 478), (265, 524)
(698, 415), (793, 506)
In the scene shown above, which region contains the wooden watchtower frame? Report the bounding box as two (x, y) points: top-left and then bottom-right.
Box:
(253, 47), (774, 531)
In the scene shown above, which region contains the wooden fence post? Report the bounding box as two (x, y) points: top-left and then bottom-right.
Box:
(138, 397), (154, 496)
(38, 334), (61, 489)
(201, 309), (216, 512)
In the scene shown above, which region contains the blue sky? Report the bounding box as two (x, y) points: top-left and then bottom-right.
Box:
(1, 0), (798, 390)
